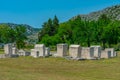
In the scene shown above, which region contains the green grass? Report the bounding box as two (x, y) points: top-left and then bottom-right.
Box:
(0, 49), (4, 54)
(0, 52), (120, 80)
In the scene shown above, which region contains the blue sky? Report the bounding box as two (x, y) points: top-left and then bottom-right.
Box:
(0, 0), (120, 28)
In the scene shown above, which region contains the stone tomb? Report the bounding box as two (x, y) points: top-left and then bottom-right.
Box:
(12, 47), (17, 54)
(69, 45), (81, 58)
(81, 47), (94, 59)
(91, 46), (101, 58)
(106, 48), (116, 57)
(31, 49), (39, 58)
(45, 47), (50, 56)
(114, 52), (117, 57)
(57, 44), (68, 57)
(101, 49), (111, 58)
(4, 43), (12, 55)
(34, 44), (45, 57)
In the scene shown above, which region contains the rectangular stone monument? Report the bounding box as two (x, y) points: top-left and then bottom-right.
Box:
(45, 47), (50, 56)
(69, 45), (81, 58)
(12, 47), (17, 54)
(34, 44), (45, 57)
(4, 43), (12, 55)
(91, 46), (101, 58)
(101, 49), (111, 58)
(31, 49), (39, 58)
(105, 48), (115, 57)
(81, 47), (94, 59)
(57, 44), (68, 57)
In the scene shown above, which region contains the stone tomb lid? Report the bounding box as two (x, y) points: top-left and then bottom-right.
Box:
(35, 44), (45, 47)
(57, 44), (67, 45)
(70, 45), (80, 47)
(18, 49), (25, 52)
(91, 46), (100, 47)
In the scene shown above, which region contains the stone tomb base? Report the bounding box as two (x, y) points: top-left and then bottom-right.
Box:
(57, 44), (68, 57)
(81, 47), (94, 59)
(101, 49), (111, 58)
(31, 49), (39, 58)
(34, 44), (45, 57)
(45, 47), (50, 56)
(69, 45), (81, 58)
(91, 46), (101, 59)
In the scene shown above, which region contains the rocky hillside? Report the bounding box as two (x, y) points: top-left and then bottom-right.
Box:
(72, 5), (120, 21)
(0, 23), (40, 36)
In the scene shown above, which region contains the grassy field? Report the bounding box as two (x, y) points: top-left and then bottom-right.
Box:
(0, 52), (120, 80)
(0, 49), (4, 54)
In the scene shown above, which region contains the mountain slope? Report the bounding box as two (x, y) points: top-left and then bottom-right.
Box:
(72, 5), (120, 21)
(0, 23), (40, 35)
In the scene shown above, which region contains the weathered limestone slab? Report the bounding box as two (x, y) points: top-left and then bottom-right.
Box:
(12, 47), (17, 54)
(4, 43), (12, 55)
(81, 47), (94, 59)
(91, 46), (101, 58)
(57, 44), (68, 57)
(31, 49), (39, 58)
(69, 45), (81, 58)
(45, 47), (50, 56)
(34, 44), (45, 57)
(101, 49), (111, 58)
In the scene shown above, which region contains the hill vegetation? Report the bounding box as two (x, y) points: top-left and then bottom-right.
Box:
(0, 23), (39, 35)
(72, 5), (120, 21)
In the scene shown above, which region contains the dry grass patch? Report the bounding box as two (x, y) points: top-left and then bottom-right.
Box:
(0, 52), (120, 80)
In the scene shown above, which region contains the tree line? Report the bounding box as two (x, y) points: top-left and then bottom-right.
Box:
(38, 14), (120, 50)
(1, 14), (120, 50)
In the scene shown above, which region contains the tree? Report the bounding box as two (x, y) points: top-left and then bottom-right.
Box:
(47, 18), (53, 36)
(53, 15), (59, 34)
(58, 22), (72, 44)
(97, 14), (111, 49)
(0, 24), (11, 43)
(38, 16), (59, 42)
(38, 22), (48, 42)
(106, 21), (120, 47)
(71, 16), (83, 44)
(15, 26), (27, 49)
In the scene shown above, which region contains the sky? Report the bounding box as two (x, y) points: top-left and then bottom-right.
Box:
(0, 0), (120, 28)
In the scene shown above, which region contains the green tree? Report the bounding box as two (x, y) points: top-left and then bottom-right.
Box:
(0, 24), (11, 43)
(38, 16), (59, 42)
(58, 22), (72, 44)
(106, 21), (120, 47)
(53, 15), (59, 34)
(97, 14), (111, 49)
(15, 26), (27, 49)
